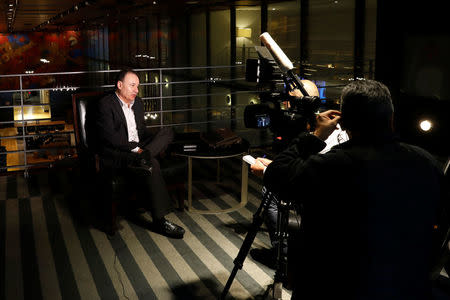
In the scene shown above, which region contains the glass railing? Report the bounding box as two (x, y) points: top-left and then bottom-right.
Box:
(0, 66), (264, 175)
(0, 63), (372, 175)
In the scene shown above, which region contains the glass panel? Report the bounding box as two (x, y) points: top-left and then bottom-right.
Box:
(129, 22), (138, 67)
(147, 17), (159, 66)
(365, 0), (377, 79)
(190, 13), (207, 67)
(144, 112), (162, 127)
(0, 137), (25, 171)
(160, 17), (170, 66)
(25, 132), (73, 150)
(0, 92), (14, 107)
(26, 147), (76, 167)
(211, 10), (231, 66)
(164, 111), (189, 126)
(268, 1), (301, 63)
(0, 76), (20, 91)
(308, 0), (355, 101)
(236, 6), (261, 64)
(0, 107), (15, 127)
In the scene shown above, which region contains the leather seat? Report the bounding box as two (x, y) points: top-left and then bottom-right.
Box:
(72, 91), (187, 235)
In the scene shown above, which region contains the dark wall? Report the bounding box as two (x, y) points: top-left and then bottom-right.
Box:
(376, 0), (450, 97)
(376, 0), (450, 156)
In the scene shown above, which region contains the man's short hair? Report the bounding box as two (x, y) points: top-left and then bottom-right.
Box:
(115, 69), (138, 89)
(340, 79), (394, 134)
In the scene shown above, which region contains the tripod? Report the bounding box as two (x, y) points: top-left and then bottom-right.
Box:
(221, 187), (293, 299)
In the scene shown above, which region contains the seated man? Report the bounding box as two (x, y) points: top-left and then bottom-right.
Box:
(95, 69), (185, 239)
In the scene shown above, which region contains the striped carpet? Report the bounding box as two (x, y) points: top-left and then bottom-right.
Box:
(0, 158), (292, 300)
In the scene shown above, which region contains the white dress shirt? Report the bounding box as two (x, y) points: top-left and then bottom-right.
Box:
(115, 93), (140, 152)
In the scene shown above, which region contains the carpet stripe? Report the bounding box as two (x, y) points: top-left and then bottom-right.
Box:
(17, 176), (29, 199)
(182, 204), (272, 294)
(107, 231), (156, 299)
(194, 187), (273, 268)
(142, 217), (215, 299)
(52, 194), (101, 300)
(192, 184), (271, 256)
(0, 201), (5, 300)
(195, 205), (288, 298)
(18, 198), (43, 300)
(127, 218), (185, 295)
(42, 194), (81, 300)
(72, 221), (119, 300)
(29, 196), (62, 300)
(6, 175), (17, 199)
(0, 176), (7, 201)
(89, 228), (139, 300)
(1, 162), (287, 299)
(168, 213), (252, 299)
(118, 220), (170, 299)
(26, 173), (41, 197)
(193, 182), (270, 250)
(5, 199), (24, 300)
(161, 214), (226, 298)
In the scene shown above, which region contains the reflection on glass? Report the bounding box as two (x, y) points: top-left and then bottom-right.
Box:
(14, 105), (51, 121)
(211, 10), (231, 66)
(236, 6), (261, 64)
(268, 1), (300, 63)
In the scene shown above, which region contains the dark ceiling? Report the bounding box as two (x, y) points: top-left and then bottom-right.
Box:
(1, 0), (277, 33)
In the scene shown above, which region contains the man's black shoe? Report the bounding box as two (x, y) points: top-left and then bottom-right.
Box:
(154, 218), (185, 239)
(250, 247), (276, 269)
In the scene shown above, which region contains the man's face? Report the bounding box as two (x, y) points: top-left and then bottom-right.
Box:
(117, 72), (139, 104)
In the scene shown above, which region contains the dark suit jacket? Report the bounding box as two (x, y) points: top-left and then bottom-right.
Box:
(95, 92), (153, 169)
(264, 132), (445, 300)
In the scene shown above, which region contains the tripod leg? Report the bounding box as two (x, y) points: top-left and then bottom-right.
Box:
(271, 199), (291, 298)
(221, 187), (273, 299)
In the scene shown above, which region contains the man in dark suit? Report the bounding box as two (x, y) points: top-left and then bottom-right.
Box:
(95, 69), (185, 239)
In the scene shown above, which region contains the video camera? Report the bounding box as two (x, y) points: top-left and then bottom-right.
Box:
(244, 33), (322, 151)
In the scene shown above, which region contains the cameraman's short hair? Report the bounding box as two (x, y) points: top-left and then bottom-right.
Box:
(340, 80), (394, 133)
(115, 69), (138, 89)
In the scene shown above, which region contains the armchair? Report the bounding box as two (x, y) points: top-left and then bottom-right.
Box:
(72, 91), (186, 235)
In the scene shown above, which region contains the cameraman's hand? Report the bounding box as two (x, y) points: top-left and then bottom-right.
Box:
(313, 110), (341, 141)
(289, 89), (303, 99)
(250, 157), (272, 178)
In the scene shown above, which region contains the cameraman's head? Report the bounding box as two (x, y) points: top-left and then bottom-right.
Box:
(289, 79), (320, 98)
(340, 80), (394, 138)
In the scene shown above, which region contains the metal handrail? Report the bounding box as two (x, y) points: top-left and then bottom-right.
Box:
(0, 65), (252, 174)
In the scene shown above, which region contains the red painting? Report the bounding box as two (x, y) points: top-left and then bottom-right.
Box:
(0, 31), (86, 90)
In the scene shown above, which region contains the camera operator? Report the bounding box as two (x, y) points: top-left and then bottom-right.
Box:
(251, 79), (446, 299)
(250, 80), (348, 270)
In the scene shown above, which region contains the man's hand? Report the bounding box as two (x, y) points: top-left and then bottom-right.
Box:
(250, 157), (273, 177)
(313, 110), (341, 141)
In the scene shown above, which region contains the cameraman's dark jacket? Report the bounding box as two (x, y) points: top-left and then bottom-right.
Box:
(263, 132), (445, 300)
(94, 93), (154, 170)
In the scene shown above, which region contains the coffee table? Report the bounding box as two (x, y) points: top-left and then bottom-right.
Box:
(175, 145), (249, 214)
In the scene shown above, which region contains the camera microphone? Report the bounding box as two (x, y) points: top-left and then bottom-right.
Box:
(259, 32), (311, 97)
